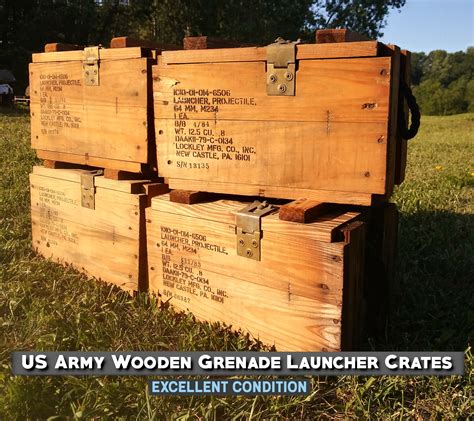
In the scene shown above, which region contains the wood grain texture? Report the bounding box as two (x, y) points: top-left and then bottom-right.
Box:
(146, 195), (365, 351)
(44, 43), (83, 52)
(183, 36), (255, 50)
(279, 200), (333, 223)
(32, 47), (149, 63)
(165, 178), (376, 206)
(161, 42), (380, 65)
(30, 57), (152, 166)
(30, 167), (152, 291)
(154, 55), (393, 201)
(316, 29), (370, 44)
(110, 36), (180, 51)
(151, 194), (359, 242)
(169, 190), (215, 204)
(36, 150), (143, 172)
(340, 221), (366, 351)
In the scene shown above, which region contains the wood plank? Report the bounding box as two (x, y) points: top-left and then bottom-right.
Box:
(36, 150), (143, 173)
(340, 221), (366, 351)
(169, 190), (215, 204)
(183, 36), (255, 50)
(103, 168), (148, 181)
(42, 159), (92, 170)
(33, 165), (90, 182)
(316, 29), (370, 44)
(30, 58), (150, 164)
(95, 177), (152, 194)
(165, 178), (376, 206)
(279, 200), (333, 223)
(394, 49), (411, 185)
(33, 165), (152, 194)
(384, 45), (401, 197)
(32, 47), (149, 63)
(161, 41), (380, 65)
(110, 36), (180, 51)
(44, 43), (83, 52)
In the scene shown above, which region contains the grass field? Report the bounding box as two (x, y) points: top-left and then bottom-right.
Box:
(0, 107), (473, 419)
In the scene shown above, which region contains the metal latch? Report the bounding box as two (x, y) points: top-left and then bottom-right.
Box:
(80, 170), (103, 209)
(266, 37), (300, 96)
(83, 46), (100, 86)
(236, 201), (275, 261)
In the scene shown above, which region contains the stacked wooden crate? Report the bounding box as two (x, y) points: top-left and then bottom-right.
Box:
(29, 37), (172, 291)
(29, 30), (413, 350)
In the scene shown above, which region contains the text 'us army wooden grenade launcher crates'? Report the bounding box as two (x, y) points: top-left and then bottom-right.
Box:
(154, 29), (415, 205)
(29, 37), (179, 173)
(30, 166), (168, 292)
(146, 195), (369, 351)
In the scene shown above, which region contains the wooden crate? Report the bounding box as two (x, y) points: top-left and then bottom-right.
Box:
(153, 33), (410, 205)
(29, 38), (177, 173)
(30, 166), (168, 291)
(146, 195), (368, 351)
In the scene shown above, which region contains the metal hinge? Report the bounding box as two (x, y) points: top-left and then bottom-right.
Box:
(266, 37), (300, 96)
(83, 46), (100, 86)
(80, 170), (103, 209)
(236, 201), (275, 261)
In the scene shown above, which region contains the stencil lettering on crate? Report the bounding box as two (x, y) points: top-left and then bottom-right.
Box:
(39, 72), (82, 135)
(171, 88), (257, 170)
(159, 225), (229, 305)
(37, 186), (78, 246)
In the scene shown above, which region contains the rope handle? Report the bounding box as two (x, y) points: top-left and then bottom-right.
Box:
(398, 78), (421, 140)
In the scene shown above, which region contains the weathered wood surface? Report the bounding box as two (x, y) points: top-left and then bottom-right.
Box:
(32, 47), (149, 63)
(183, 36), (255, 50)
(110, 36), (180, 51)
(154, 49), (398, 202)
(30, 55), (152, 167)
(279, 199), (333, 223)
(147, 194), (364, 351)
(44, 43), (84, 53)
(160, 42), (381, 65)
(30, 166), (156, 291)
(316, 29), (370, 44)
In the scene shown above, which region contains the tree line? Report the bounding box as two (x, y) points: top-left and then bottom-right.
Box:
(3, 0), (473, 116)
(412, 48), (474, 116)
(0, 0), (404, 91)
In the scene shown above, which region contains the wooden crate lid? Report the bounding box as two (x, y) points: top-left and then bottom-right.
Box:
(151, 194), (360, 243)
(159, 41), (387, 65)
(32, 46), (152, 64)
(32, 166), (151, 194)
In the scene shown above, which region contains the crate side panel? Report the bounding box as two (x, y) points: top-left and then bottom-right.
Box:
(146, 207), (346, 351)
(154, 57), (391, 195)
(30, 58), (149, 163)
(30, 173), (143, 290)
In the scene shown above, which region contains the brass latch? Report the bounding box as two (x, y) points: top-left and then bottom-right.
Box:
(266, 37), (300, 96)
(236, 201), (275, 261)
(80, 170), (103, 209)
(83, 46), (100, 86)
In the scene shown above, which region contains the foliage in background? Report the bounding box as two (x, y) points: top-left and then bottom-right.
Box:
(0, 108), (472, 418)
(411, 48), (474, 116)
(0, 0), (404, 90)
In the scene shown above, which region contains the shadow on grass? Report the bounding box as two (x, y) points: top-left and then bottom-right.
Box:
(0, 105), (30, 117)
(372, 210), (473, 352)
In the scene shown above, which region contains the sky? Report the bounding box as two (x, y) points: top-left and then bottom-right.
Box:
(380, 0), (474, 53)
